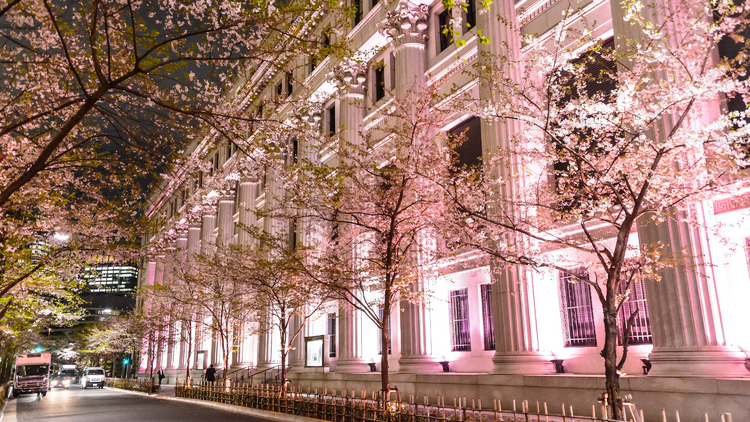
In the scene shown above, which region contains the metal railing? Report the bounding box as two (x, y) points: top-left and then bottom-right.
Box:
(175, 382), (736, 422)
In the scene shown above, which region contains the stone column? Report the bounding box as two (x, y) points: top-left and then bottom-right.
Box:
(154, 257), (166, 373)
(335, 302), (369, 372)
(604, 0), (747, 376)
(185, 223), (201, 375)
(328, 62), (370, 374)
(461, 0), (554, 375)
(379, 0), (440, 374)
(290, 314), (307, 372)
(216, 193), (236, 246)
(199, 211), (217, 366)
(380, 0), (428, 97)
(175, 233), (188, 373)
(637, 216), (747, 376)
(256, 311), (279, 370)
(237, 179), (256, 246)
(140, 260), (157, 375)
(233, 180), (256, 370)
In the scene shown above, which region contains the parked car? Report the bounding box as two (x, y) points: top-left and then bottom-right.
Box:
(80, 367), (105, 389)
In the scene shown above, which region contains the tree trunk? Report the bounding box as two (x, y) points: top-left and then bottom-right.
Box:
(603, 310), (621, 419)
(185, 328), (193, 380)
(380, 289), (391, 394)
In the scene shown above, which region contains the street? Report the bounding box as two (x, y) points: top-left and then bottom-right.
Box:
(2, 387), (270, 422)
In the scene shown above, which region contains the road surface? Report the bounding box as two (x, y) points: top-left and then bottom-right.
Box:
(2, 386), (270, 422)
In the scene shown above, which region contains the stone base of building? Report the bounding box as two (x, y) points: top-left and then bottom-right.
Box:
(334, 358), (371, 374)
(397, 356), (442, 374)
(491, 353), (555, 375)
(647, 348), (749, 377)
(288, 372), (750, 422)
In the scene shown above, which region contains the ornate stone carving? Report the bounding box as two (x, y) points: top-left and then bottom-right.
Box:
(379, 1), (429, 48)
(330, 59), (368, 96)
(296, 105), (323, 130)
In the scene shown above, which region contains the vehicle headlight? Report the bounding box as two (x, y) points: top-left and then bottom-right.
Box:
(62, 379), (71, 384)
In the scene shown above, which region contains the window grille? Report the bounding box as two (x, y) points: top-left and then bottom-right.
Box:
(559, 270), (597, 347)
(617, 278), (652, 344)
(449, 288), (471, 351)
(480, 284), (495, 350)
(328, 314), (337, 357)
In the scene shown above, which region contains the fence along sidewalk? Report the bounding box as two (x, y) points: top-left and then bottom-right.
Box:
(174, 381), (735, 422)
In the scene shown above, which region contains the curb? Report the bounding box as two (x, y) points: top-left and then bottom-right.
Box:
(105, 387), (324, 422)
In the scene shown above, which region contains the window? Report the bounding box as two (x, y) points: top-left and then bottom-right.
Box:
(328, 105), (336, 136)
(353, 0), (363, 26)
(449, 116), (483, 169)
(286, 72), (293, 97)
(617, 278), (652, 344)
(438, 10), (451, 52)
(226, 143), (232, 160)
(464, 0), (476, 32)
(559, 270), (597, 347)
(717, 0), (749, 160)
(374, 61), (385, 102)
(291, 139), (299, 164)
(309, 55), (318, 74)
(256, 169), (266, 199)
(214, 152), (220, 171)
(289, 219), (298, 250)
(480, 284), (495, 350)
(377, 307), (392, 355)
(449, 288), (471, 351)
(553, 38), (617, 212)
(328, 313), (337, 357)
(372, 0), (379, 5)
(276, 81), (283, 97)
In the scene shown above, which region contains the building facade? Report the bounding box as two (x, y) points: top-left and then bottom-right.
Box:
(140, 0), (750, 420)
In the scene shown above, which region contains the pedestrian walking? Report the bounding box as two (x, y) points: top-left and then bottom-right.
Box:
(157, 367), (165, 385)
(205, 364), (216, 384)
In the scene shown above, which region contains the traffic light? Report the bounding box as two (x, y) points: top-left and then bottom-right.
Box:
(123, 358), (129, 365)
(34, 346), (43, 353)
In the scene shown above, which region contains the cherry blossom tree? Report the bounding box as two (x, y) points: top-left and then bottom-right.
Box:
(438, 0), (750, 416)
(227, 227), (332, 388)
(0, 0), (346, 318)
(145, 242), (256, 382)
(280, 86), (455, 393)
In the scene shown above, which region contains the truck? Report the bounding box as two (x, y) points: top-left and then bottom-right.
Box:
(13, 352), (51, 398)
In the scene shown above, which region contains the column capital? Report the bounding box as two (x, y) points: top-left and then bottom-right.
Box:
(331, 59), (367, 96)
(295, 105), (323, 131)
(379, 1), (429, 48)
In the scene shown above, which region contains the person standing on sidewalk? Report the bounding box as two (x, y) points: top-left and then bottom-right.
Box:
(157, 367), (165, 385)
(205, 365), (216, 384)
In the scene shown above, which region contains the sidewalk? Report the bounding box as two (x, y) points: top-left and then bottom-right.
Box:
(154, 384), (175, 398)
(107, 384), (321, 422)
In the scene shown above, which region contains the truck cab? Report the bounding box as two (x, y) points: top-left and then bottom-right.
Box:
(13, 353), (51, 398)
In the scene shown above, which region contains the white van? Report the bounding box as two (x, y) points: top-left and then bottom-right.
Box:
(81, 367), (105, 389)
